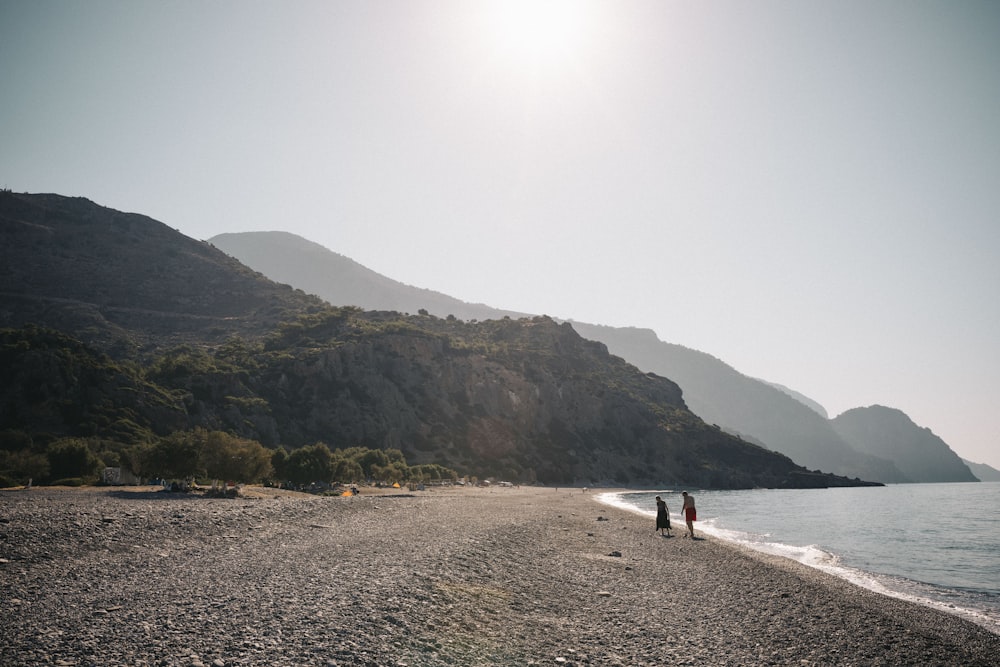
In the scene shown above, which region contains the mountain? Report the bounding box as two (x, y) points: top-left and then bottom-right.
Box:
(566, 324), (909, 482)
(209, 231), (528, 322)
(211, 230), (908, 482)
(1, 193), (326, 356)
(760, 380), (829, 418)
(831, 406), (978, 483)
(1, 192), (873, 488)
(171, 310), (866, 488)
(963, 459), (1000, 482)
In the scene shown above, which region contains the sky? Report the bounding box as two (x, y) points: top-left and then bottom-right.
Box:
(2, 1), (999, 469)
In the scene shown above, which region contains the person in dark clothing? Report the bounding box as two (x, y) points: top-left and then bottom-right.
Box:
(655, 496), (671, 536)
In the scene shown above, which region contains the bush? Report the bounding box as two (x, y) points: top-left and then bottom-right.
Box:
(142, 429), (274, 484)
(46, 438), (101, 482)
(200, 430), (272, 483)
(284, 443), (333, 486)
(0, 449), (49, 485)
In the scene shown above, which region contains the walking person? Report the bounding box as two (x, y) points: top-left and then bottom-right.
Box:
(680, 491), (697, 538)
(655, 496), (671, 536)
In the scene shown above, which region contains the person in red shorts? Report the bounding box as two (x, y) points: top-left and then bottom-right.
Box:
(680, 491), (696, 538)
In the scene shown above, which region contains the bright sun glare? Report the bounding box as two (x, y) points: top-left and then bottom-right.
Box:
(481, 0), (596, 70)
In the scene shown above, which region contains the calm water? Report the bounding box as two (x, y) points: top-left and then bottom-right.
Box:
(601, 482), (1000, 635)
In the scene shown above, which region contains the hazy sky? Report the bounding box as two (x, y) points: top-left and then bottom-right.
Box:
(3, 1), (999, 468)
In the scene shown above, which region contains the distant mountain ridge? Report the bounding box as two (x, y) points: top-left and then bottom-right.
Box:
(209, 232), (528, 322)
(565, 323), (910, 482)
(760, 380), (829, 418)
(963, 459), (1000, 482)
(830, 406), (978, 483)
(210, 230), (976, 484)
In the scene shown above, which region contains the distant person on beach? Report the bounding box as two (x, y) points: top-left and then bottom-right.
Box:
(681, 491), (696, 538)
(655, 496), (671, 536)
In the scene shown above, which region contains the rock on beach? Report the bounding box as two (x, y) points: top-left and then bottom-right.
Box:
(1, 485), (997, 666)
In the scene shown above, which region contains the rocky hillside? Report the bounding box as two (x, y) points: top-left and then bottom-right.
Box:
(153, 309), (853, 487)
(211, 231), (916, 482)
(567, 323), (909, 482)
(1, 193), (875, 488)
(0, 312), (870, 488)
(0, 326), (189, 443)
(1, 192), (326, 356)
(831, 406), (978, 483)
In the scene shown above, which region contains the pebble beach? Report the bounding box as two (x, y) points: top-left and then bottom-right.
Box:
(2, 485), (997, 666)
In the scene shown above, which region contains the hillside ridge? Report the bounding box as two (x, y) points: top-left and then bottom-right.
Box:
(211, 229), (971, 483)
(1, 192), (877, 489)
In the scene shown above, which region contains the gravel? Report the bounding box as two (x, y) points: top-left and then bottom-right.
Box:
(1, 485), (997, 666)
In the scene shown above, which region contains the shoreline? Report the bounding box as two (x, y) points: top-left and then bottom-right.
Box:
(596, 488), (1000, 637)
(2, 485), (998, 665)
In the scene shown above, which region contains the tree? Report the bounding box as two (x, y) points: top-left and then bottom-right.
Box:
(271, 446), (289, 481)
(119, 444), (148, 478)
(371, 461), (406, 485)
(201, 431), (272, 484)
(46, 438), (102, 482)
(215, 336), (262, 370)
(144, 432), (202, 480)
(358, 448), (391, 479)
(285, 443), (333, 486)
(0, 449), (49, 486)
(411, 463), (457, 483)
(331, 455), (364, 484)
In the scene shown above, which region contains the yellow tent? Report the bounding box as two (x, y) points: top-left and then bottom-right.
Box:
(341, 489), (353, 496)
(392, 482), (401, 488)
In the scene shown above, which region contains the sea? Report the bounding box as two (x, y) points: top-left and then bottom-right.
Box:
(599, 481), (1000, 635)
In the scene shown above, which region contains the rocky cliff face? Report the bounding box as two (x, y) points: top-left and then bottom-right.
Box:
(151, 309), (844, 487)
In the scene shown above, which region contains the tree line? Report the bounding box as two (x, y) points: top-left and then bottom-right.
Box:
(0, 428), (458, 488)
